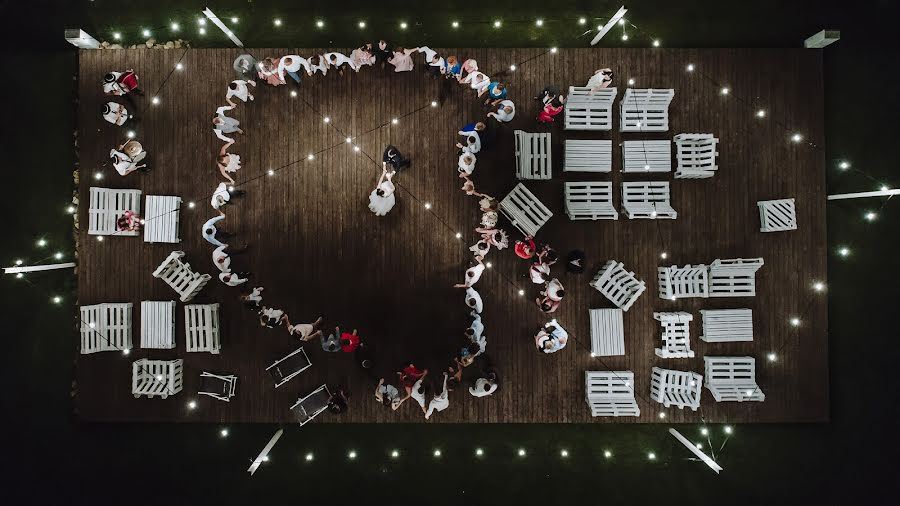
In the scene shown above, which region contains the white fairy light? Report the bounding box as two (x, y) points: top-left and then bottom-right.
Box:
(560, 449), (569, 457)
(187, 201), (195, 208)
(696, 442), (703, 449)
(670, 295), (676, 301)
(745, 389), (754, 396)
(647, 452), (656, 460)
(175, 63), (183, 70)
(305, 453), (314, 462)
(348, 450), (357, 459)
(790, 317), (801, 326)
(455, 232), (462, 239)
(720, 87), (729, 95)
(686, 63), (695, 72)
(650, 210), (658, 218)
(142, 29), (151, 37)
(267, 169), (275, 176)
(653, 39), (661, 47)
(231, 17), (238, 23)
(220, 428), (229, 437)
(155, 375), (163, 381)
(198, 18), (206, 26)
(756, 109), (766, 118)
(390, 450), (400, 458)
(724, 426), (733, 434)
(169, 23), (180, 32)
(517, 448), (526, 457)
(550, 47), (557, 53)
(494, 20), (502, 28)
(54, 252), (63, 260)
(37, 238), (47, 247)
(590, 352), (596, 357)
(518, 289), (525, 296)
(880, 185), (889, 192)
(345, 137), (352, 143)
(424, 202), (431, 209)
(307, 153), (315, 160)
(14, 259), (23, 266)
(353, 146), (360, 152)
(700, 427), (709, 436)
(535, 19), (544, 27)
(838, 161), (850, 170)
(767, 353), (777, 362)
(199, 28), (206, 35)
(96, 236), (104, 242)
(486, 262), (492, 268)
(113, 32), (121, 40)
(52, 296), (62, 304)
(188, 400), (197, 410)
(658, 412), (666, 419)
(391, 118), (398, 124)
(431, 101), (438, 107)
(358, 21), (366, 29)
(274, 19), (282, 27)
(509, 65), (517, 71)
(94, 172), (103, 180)
(400, 21), (408, 30)
(603, 450), (612, 458)
(452, 21), (459, 28)
(262, 456), (269, 462)
(627, 78), (635, 85)
(864, 211), (877, 221)
(228, 185), (235, 192)
(433, 449), (441, 457)
(597, 25), (604, 31)
(791, 133), (803, 143)
(151, 96), (160, 105)
(643, 164), (650, 171)
(122, 348), (130, 355)
(579, 17), (587, 25)
(619, 19), (626, 25)
(66, 206), (75, 214)
(621, 34), (629, 41)
(660, 252), (668, 259)
(316, 20), (324, 28)
(290, 90), (297, 97)
(813, 281), (825, 291)
(475, 448), (484, 456)
(323, 116), (330, 123)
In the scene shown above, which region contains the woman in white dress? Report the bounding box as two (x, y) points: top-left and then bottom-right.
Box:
(454, 256), (485, 288)
(217, 140), (241, 184)
(368, 164), (396, 216)
(586, 68), (614, 94)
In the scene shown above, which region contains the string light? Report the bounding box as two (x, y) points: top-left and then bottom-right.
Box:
(838, 161), (850, 170)
(273, 19), (282, 27)
(560, 449), (569, 457)
(686, 63), (695, 72)
(96, 236), (104, 242)
(864, 211), (877, 221)
(431, 101), (438, 107)
(812, 281), (825, 292)
(452, 21), (459, 28)
(475, 448), (484, 456)
(358, 21), (366, 29)
(54, 252), (63, 260)
(126, 130), (135, 138)
(14, 259), (23, 265)
(517, 448), (526, 457)
(175, 63), (183, 70)
(790, 317), (801, 326)
(353, 146), (360, 152)
(230, 17), (238, 23)
(837, 246), (850, 257)
(156, 375), (163, 381)
(151, 97), (160, 105)
(170, 22), (180, 31)
(509, 65), (516, 71)
(647, 452), (656, 460)
(621, 34), (629, 41)
(390, 450), (400, 458)
(348, 450), (357, 460)
(391, 118), (398, 124)
(627, 78), (635, 85)
(590, 352), (596, 357)
(493, 20), (502, 28)
(323, 116), (331, 123)
(187, 201), (195, 209)
(791, 133), (803, 143)
(199, 28), (206, 35)
(658, 412), (666, 419)
(262, 456), (269, 462)
(603, 450), (612, 458)
(767, 352), (777, 362)
(486, 262), (492, 268)
(579, 17), (587, 25)
(424, 202), (432, 209)
(290, 90), (297, 97)
(316, 20), (324, 28)
(695, 442), (703, 449)
(142, 29), (151, 37)
(455, 232), (462, 239)
(400, 21), (408, 30)
(517, 289), (525, 296)
(700, 427), (709, 436)
(187, 400), (196, 410)
(433, 449), (442, 457)
(66, 206), (75, 214)
(307, 153), (315, 160)
(52, 296), (62, 304)
(37, 239), (47, 247)
(220, 428), (229, 437)
(550, 47), (558, 53)
(122, 348), (130, 355)
(305, 453), (314, 462)
(756, 109), (766, 118)
(745, 389), (754, 396)
(880, 185), (889, 192)
(619, 19), (626, 25)
(653, 39), (661, 47)
(535, 19), (544, 27)
(267, 169), (275, 176)
(345, 137), (352, 143)
(724, 426), (733, 434)
(660, 252), (668, 259)
(112, 32), (121, 40)
(198, 18), (206, 26)
(720, 87), (730, 95)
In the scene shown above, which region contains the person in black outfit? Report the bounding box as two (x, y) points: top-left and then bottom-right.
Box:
(383, 145), (411, 171)
(327, 387), (349, 414)
(534, 85), (560, 105)
(373, 40), (392, 69)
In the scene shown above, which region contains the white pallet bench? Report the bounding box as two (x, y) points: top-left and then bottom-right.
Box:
(514, 130), (552, 180)
(79, 303), (132, 354)
(708, 258), (764, 297)
(564, 86), (617, 131)
(198, 372), (237, 402)
(584, 371), (640, 417)
(620, 88), (675, 132)
(88, 186), (142, 236)
(590, 260), (646, 312)
(653, 312), (695, 359)
(291, 384), (332, 425)
(143, 195), (182, 243)
(132, 358), (183, 399)
(703, 356), (765, 402)
(152, 251), (212, 303)
(700, 309), (753, 342)
(563, 139), (612, 173)
(500, 183), (553, 237)
(621, 140), (672, 173)
(758, 198), (797, 232)
(658, 264), (709, 300)
(622, 182), (677, 219)
(589, 308), (625, 356)
(674, 133), (719, 179)
(141, 300), (176, 349)
(650, 367), (702, 411)
(267, 347), (312, 388)
(185, 303), (221, 354)
(564, 182), (618, 220)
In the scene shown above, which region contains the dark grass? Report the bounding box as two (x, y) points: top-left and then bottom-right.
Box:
(1, 0), (898, 502)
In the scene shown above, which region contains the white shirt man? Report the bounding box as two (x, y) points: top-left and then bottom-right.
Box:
(491, 100), (516, 122)
(225, 79), (255, 106)
(469, 378), (498, 397)
(278, 55), (311, 81)
(425, 374), (450, 419)
(202, 215), (226, 247)
(102, 102), (130, 126)
(465, 287), (483, 314)
(211, 182), (231, 213)
(219, 271), (247, 287)
(212, 244), (231, 273)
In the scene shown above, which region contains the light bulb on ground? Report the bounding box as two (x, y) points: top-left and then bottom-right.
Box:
(720, 87), (729, 95)
(231, 17), (238, 23)
(686, 63), (695, 72)
(865, 211), (877, 221)
(653, 39), (660, 47)
(790, 317), (801, 326)
(475, 448), (483, 456)
(113, 32), (121, 40)
(579, 17), (587, 25)
(452, 21), (459, 28)
(171, 22), (180, 31)
(767, 352), (777, 362)
(813, 281), (825, 292)
(175, 63), (183, 70)
(648, 452), (656, 460)
(791, 133), (803, 143)
(433, 449), (441, 457)
(535, 19), (544, 27)
(358, 21), (366, 28)
(518, 448), (526, 457)
(400, 22), (408, 30)
(188, 400), (196, 410)
(756, 109), (766, 118)
(142, 29), (151, 37)
(700, 427), (709, 436)
(560, 449), (568, 457)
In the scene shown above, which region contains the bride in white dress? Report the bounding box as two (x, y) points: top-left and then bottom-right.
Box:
(368, 164), (396, 216)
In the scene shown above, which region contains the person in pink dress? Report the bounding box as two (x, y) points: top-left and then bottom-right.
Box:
(388, 47), (417, 72)
(257, 57), (284, 86)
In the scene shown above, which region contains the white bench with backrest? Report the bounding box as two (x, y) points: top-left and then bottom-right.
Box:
(708, 258), (764, 297)
(500, 183), (553, 237)
(658, 264), (709, 300)
(653, 312), (695, 359)
(132, 358), (183, 399)
(563, 139), (612, 173)
(589, 308), (624, 356)
(79, 303), (132, 354)
(620, 88), (675, 132)
(621, 140), (672, 173)
(88, 187), (142, 236)
(700, 309), (753, 342)
(590, 260), (646, 312)
(703, 356), (765, 402)
(152, 251), (212, 303)
(185, 303), (221, 354)
(564, 182), (617, 220)
(621, 182), (677, 219)
(141, 300), (176, 349)
(514, 130), (552, 180)
(144, 195), (182, 243)
(650, 367), (702, 411)
(674, 133), (719, 178)
(757, 198), (797, 232)
(584, 371), (640, 417)
(564, 86), (617, 131)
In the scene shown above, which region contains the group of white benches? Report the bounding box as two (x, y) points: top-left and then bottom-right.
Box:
(562, 87), (675, 133)
(658, 258), (765, 299)
(88, 186), (182, 243)
(131, 359), (237, 401)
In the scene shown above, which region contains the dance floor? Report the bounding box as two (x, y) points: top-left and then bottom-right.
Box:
(75, 47), (828, 423)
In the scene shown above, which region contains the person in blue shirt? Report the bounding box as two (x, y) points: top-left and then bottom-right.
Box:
(484, 81), (508, 106)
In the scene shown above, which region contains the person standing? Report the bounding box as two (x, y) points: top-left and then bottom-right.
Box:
(233, 54), (259, 81)
(213, 105), (242, 142)
(425, 373), (450, 419)
(488, 100), (516, 123)
(278, 55), (310, 85)
(339, 329), (361, 353)
(388, 47), (417, 72)
(202, 215), (231, 247)
(102, 102), (134, 126)
(383, 145), (411, 171)
(212, 243), (247, 274)
(225, 79), (256, 106)
(483, 81), (508, 106)
(465, 286), (483, 314)
(373, 40), (393, 69)
(289, 316), (324, 341)
(211, 182), (246, 216)
(257, 57), (284, 86)
(368, 165), (396, 216)
(454, 256), (485, 288)
(217, 140), (241, 184)
(219, 271), (249, 287)
(239, 286), (264, 308)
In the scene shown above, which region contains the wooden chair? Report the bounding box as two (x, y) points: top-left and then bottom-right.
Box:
(564, 182), (618, 220)
(621, 140), (671, 173)
(590, 260), (646, 312)
(152, 251), (211, 302)
(79, 303), (132, 354)
(653, 312), (695, 359)
(140, 300), (176, 349)
(143, 195), (182, 243)
(650, 367), (702, 411)
(585, 371), (640, 417)
(563, 139), (612, 173)
(658, 264), (709, 300)
(703, 356), (765, 402)
(132, 359), (183, 399)
(674, 133), (719, 179)
(564, 86), (617, 131)
(620, 88), (674, 132)
(621, 182), (677, 219)
(88, 187), (142, 236)
(500, 183), (553, 237)
(185, 304), (221, 354)
(514, 130), (552, 180)
(708, 258), (764, 297)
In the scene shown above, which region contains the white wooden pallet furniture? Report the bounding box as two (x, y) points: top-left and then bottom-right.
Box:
(88, 187), (142, 236)
(590, 260), (646, 312)
(585, 371), (640, 417)
(198, 372), (237, 402)
(621, 140), (672, 173)
(184, 303), (221, 354)
(674, 133), (719, 178)
(708, 258), (764, 297)
(564, 86), (617, 131)
(564, 182), (618, 220)
(563, 139), (612, 173)
(140, 300), (176, 349)
(132, 358), (183, 399)
(658, 264), (709, 300)
(152, 251), (212, 303)
(500, 183), (553, 237)
(620, 88), (675, 132)
(267, 347), (312, 388)
(514, 130), (552, 180)
(653, 312), (695, 358)
(589, 308), (625, 356)
(143, 195), (182, 243)
(703, 356), (765, 402)
(79, 303), (132, 354)
(291, 384), (332, 425)
(650, 367), (702, 411)
(700, 309), (753, 342)
(758, 198), (797, 232)
(621, 182), (677, 219)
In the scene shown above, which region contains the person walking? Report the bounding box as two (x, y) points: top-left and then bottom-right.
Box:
(102, 102), (134, 126)
(289, 316), (324, 341)
(213, 105), (242, 142)
(425, 373), (450, 419)
(278, 55), (311, 85)
(211, 182), (246, 216)
(388, 47), (417, 72)
(212, 243), (248, 274)
(368, 165), (396, 216)
(202, 215), (231, 247)
(217, 140), (241, 184)
(225, 79), (256, 106)
(219, 271), (249, 287)
(487, 100), (516, 123)
(383, 145), (411, 171)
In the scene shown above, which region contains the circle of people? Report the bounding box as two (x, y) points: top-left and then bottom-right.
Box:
(101, 41), (615, 419)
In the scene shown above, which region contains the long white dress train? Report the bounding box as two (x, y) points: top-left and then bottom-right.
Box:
(368, 180), (396, 216)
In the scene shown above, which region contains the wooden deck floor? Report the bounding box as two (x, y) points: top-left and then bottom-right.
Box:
(75, 47), (828, 423)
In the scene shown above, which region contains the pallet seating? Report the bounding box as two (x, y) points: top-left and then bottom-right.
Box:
(140, 300), (176, 349)
(653, 312), (695, 358)
(658, 264), (709, 300)
(132, 359), (183, 399)
(291, 384), (332, 425)
(564, 182), (618, 220)
(563, 139), (612, 173)
(143, 195), (182, 243)
(621, 140), (672, 173)
(198, 372), (237, 402)
(88, 186), (142, 236)
(184, 304), (221, 354)
(514, 130), (552, 180)
(267, 347), (312, 388)
(620, 88), (675, 132)
(589, 308), (625, 356)
(590, 260), (646, 312)
(708, 258), (764, 297)
(700, 309), (753, 342)
(564, 86), (617, 131)
(757, 198), (797, 232)
(500, 183), (553, 237)
(152, 251), (212, 303)
(79, 303), (132, 354)
(650, 367), (702, 411)
(674, 133), (719, 178)
(703, 356), (765, 402)
(584, 371), (640, 417)
(621, 182), (677, 219)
